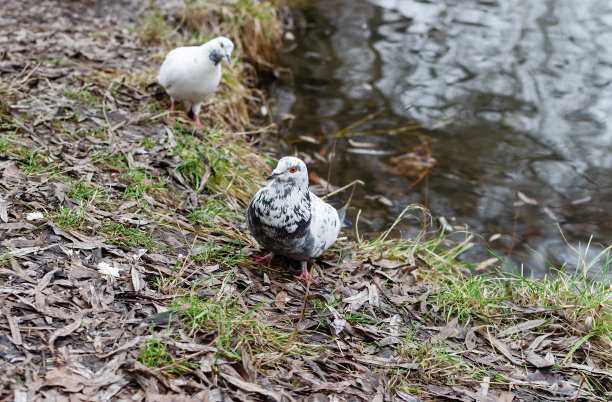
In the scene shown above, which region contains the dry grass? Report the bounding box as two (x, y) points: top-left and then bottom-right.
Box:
(178, 0), (281, 65)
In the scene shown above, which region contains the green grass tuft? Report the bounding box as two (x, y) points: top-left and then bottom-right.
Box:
(101, 223), (156, 250)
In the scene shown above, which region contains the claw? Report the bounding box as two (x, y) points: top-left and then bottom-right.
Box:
(298, 261), (318, 284)
(253, 252), (274, 267)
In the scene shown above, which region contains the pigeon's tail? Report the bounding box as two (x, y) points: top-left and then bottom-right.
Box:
(337, 207), (352, 228)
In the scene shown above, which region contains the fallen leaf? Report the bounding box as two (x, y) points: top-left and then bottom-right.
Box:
(489, 336), (522, 365)
(219, 372), (281, 401)
(131, 266), (143, 292)
(525, 350), (556, 368)
(371, 258), (403, 269)
(438, 317), (459, 340)
(4, 310), (22, 345)
(343, 289), (368, 304)
(498, 319), (547, 337)
(44, 366), (87, 393)
(48, 317), (82, 354)
(0, 196), (8, 223)
(98, 261), (120, 277)
(26, 211), (44, 221)
(274, 291), (288, 309)
(474, 257), (499, 271)
(368, 284), (380, 307)
(312, 380), (355, 391)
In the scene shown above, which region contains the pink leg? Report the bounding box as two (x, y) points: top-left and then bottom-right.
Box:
(169, 100), (175, 112)
(194, 113), (202, 129)
(254, 252), (274, 267)
(298, 261), (318, 284)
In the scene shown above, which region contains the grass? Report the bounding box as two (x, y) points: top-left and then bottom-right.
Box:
(429, 246), (612, 337)
(123, 169), (167, 200)
(180, 0), (280, 64)
(19, 150), (59, 176)
(0, 119), (60, 175)
(350, 204), (612, 396)
(356, 204), (611, 340)
(171, 126), (266, 203)
(172, 290), (283, 362)
(187, 197), (240, 225)
(0, 250), (10, 267)
(136, 12), (174, 45)
(190, 241), (246, 267)
(67, 177), (103, 202)
(63, 84), (97, 104)
(55, 205), (87, 228)
(145, 275), (291, 372)
(92, 149), (129, 172)
(100, 223), (156, 250)
(138, 328), (197, 376)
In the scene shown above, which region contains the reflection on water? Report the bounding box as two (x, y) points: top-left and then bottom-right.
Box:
(269, 0), (612, 278)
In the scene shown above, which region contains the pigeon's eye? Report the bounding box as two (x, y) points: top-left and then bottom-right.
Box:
(220, 43), (224, 48)
(290, 166), (297, 173)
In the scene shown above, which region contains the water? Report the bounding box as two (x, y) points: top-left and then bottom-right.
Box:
(269, 0), (612, 278)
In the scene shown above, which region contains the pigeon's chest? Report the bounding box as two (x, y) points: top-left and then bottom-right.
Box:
(247, 190), (311, 244)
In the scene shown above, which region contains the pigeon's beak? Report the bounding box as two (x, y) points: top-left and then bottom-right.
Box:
(266, 171), (280, 180)
(226, 54), (231, 63)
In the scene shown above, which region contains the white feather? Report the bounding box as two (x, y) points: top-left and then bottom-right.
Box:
(158, 37), (234, 117)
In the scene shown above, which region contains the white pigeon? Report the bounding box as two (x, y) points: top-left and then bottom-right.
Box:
(246, 156), (345, 284)
(158, 37), (234, 128)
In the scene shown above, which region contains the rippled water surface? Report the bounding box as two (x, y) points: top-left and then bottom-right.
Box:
(269, 0), (612, 277)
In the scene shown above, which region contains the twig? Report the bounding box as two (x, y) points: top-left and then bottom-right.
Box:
(102, 86), (115, 149)
(320, 179), (364, 200)
(232, 124), (276, 136)
(12, 118), (46, 150)
(556, 222), (587, 271)
(325, 137), (338, 197)
(281, 271), (313, 354)
(327, 112), (379, 139)
(507, 204), (521, 260)
(572, 374), (586, 402)
(345, 178), (359, 209)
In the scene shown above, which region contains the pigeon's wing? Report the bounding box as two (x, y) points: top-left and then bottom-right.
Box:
(305, 192), (342, 258)
(158, 47), (193, 88)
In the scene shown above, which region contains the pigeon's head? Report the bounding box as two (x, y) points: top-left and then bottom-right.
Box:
(206, 37), (235, 64)
(267, 157), (308, 187)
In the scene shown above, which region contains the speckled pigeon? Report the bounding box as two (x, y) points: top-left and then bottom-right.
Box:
(246, 156), (346, 284)
(158, 37), (234, 128)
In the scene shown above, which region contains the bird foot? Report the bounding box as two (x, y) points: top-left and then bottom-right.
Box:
(168, 101), (175, 112)
(253, 252), (274, 267)
(298, 266), (319, 284)
(194, 114), (202, 129)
